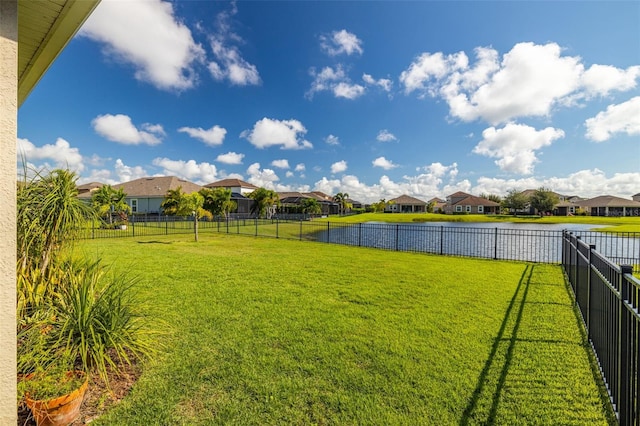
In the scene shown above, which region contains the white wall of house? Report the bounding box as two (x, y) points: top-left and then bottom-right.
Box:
(0, 1), (17, 421)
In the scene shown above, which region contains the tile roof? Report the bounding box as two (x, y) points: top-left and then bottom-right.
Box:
(448, 191), (472, 198)
(579, 195), (640, 208)
(204, 178), (258, 189)
(451, 195), (501, 207)
(310, 191), (333, 201)
(113, 176), (202, 197)
(389, 194), (427, 205)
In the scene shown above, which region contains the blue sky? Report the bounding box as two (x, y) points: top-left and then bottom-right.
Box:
(18, 0), (640, 203)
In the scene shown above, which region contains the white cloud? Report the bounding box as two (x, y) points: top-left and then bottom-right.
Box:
(246, 162), (280, 188)
(93, 114), (164, 145)
(331, 160), (348, 174)
(473, 169), (640, 199)
(320, 29), (363, 56)
(114, 159), (149, 183)
(473, 123), (565, 175)
(80, 0), (205, 91)
(17, 137), (85, 173)
(271, 159), (290, 169)
(372, 156), (398, 170)
(399, 51), (468, 95)
(312, 164), (469, 204)
(307, 65), (366, 100)
(313, 177), (341, 195)
(585, 96), (640, 142)
(308, 164), (640, 204)
(209, 40), (261, 86)
(178, 125), (226, 146)
(78, 168), (117, 185)
(334, 82), (366, 99)
(151, 157), (218, 184)
(401, 43), (589, 124)
(241, 118), (313, 150)
(401, 42), (640, 126)
(363, 73), (392, 92)
(207, 4), (261, 86)
(377, 129), (397, 142)
(285, 171), (294, 178)
(582, 65), (640, 97)
(295, 163), (306, 172)
(325, 134), (340, 145)
(216, 152), (244, 164)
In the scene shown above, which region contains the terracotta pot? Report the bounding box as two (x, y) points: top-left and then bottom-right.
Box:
(25, 371), (88, 426)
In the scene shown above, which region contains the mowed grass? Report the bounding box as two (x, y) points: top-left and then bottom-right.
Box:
(80, 234), (613, 425)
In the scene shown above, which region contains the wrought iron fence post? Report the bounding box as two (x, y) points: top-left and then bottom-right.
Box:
(395, 224), (399, 251)
(494, 227), (498, 260)
(276, 218), (279, 239)
(358, 223), (362, 247)
(619, 264), (634, 424)
(327, 221), (330, 243)
(585, 244), (595, 330)
(132, 216), (135, 237)
(299, 220), (302, 241)
(572, 236), (582, 300)
(440, 226), (443, 255)
(255, 218), (258, 236)
(92, 220), (95, 239)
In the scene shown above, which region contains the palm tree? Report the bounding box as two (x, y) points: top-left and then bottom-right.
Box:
(161, 187), (186, 216)
(333, 192), (350, 215)
(17, 169), (93, 275)
(111, 187), (131, 222)
(162, 188), (211, 241)
(248, 188), (280, 218)
(300, 197), (322, 216)
(91, 185), (114, 224)
(92, 185), (131, 225)
(200, 187), (237, 219)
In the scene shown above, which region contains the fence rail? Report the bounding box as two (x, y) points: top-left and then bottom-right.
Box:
(82, 217), (640, 272)
(563, 231), (639, 425)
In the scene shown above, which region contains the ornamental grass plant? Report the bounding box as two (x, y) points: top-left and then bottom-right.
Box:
(16, 168), (161, 414)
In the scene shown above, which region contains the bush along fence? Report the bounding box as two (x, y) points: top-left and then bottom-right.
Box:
(563, 231), (639, 425)
(83, 217), (640, 272)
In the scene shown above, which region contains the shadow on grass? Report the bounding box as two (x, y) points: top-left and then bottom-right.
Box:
(137, 240), (173, 244)
(460, 264), (533, 425)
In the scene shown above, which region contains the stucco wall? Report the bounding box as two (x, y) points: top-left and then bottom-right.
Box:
(0, 1), (18, 423)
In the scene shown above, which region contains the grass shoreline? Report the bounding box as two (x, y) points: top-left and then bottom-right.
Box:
(321, 212), (640, 232)
(80, 234), (613, 425)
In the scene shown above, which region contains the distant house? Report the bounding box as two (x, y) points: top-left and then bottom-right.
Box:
(113, 176), (202, 215)
(204, 178), (258, 196)
(386, 195), (428, 213)
(553, 200), (581, 216)
(278, 191), (338, 215)
(428, 197), (447, 213)
(633, 193), (640, 202)
(520, 189), (580, 215)
(76, 182), (104, 196)
(346, 198), (363, 210)
(579, 195), (640, 217)
(445, 192), (500, 214)
(203, 179), (258, 215)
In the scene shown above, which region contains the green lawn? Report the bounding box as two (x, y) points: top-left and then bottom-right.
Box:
(326, 212), (640, 232)
(80, 234), (613, 425)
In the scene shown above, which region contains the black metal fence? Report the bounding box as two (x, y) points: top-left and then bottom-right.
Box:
(563, 231), (639, 425)
(82, 217), (640, 272)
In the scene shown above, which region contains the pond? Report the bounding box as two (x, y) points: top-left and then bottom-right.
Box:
(313, 221), (639, 266)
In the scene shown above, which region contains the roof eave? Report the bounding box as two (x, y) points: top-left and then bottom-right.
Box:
(18, 0), (100, 106)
